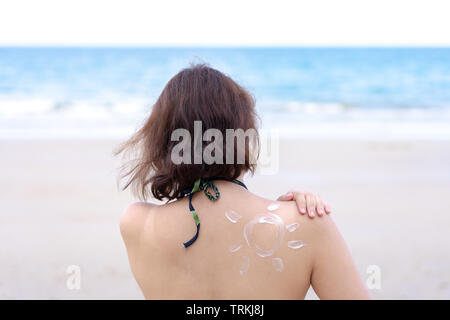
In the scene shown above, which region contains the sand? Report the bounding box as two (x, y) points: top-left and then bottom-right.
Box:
(1, 138), (449, 299)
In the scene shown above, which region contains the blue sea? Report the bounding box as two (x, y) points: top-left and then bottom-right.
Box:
(1, 47), (450, 139)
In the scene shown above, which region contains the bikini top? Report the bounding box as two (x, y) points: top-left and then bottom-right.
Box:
(179, 177), (248, 248)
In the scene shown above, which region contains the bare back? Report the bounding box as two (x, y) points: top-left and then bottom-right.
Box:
(120, 180), (370, 299)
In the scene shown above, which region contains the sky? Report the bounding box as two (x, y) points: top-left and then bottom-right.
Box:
(0, 0), (449, 46)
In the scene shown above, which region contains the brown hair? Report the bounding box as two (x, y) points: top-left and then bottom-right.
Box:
(115, 64), (259, 201)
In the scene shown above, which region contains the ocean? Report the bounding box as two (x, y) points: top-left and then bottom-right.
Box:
(1, 47), (449, 139)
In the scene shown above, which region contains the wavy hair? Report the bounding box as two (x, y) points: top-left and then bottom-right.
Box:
(115, 64), (260, 201)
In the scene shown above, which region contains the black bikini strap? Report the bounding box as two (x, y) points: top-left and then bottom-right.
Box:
(182, 177), (247, 248)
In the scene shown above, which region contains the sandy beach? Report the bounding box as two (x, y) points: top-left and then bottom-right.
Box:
(1, 138), (449, 299)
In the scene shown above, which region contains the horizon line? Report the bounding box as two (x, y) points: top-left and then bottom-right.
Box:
(1, 44), (450, 49)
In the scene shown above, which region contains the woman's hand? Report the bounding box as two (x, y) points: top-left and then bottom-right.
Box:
(277, 190), (331, 218)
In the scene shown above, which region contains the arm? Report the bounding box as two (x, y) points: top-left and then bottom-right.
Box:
(119, 202), (156, 295)
(309, 215), (371, 299)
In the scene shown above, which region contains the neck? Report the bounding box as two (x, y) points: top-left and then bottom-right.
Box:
(236, 172), (247, 183)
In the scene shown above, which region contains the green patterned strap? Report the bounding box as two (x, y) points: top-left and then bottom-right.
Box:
(183, 177), (247, 248)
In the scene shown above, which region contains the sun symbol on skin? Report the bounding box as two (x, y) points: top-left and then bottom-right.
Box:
(225, 203), (306, 275)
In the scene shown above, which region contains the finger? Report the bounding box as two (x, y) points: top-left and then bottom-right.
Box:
(293, 192), (307, 215)
(315, 194), (325, 216)
(277, 192), (294, 201)
(306, 193), (316, 218)
(324, 202), (332, 214)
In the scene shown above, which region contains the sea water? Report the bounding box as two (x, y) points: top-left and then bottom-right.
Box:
(1, 47), (449, 139)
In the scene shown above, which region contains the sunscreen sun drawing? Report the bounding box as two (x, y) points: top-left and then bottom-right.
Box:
(225, 203), (306, 275)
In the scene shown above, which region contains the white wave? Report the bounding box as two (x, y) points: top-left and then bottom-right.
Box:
(0, 98), (55, 116)
(0, 97), (150, 118)
(275, 101), (346, 116)
(1, 98), (450, 140)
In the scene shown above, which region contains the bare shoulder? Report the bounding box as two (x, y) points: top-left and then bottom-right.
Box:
(119, 202), (157, 243)
(265, 199), (339, 239)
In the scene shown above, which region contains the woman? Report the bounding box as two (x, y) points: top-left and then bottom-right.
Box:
(116, 64), (370, 299)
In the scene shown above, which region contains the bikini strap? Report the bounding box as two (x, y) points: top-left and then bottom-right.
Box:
(182, 177), (247, 248)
